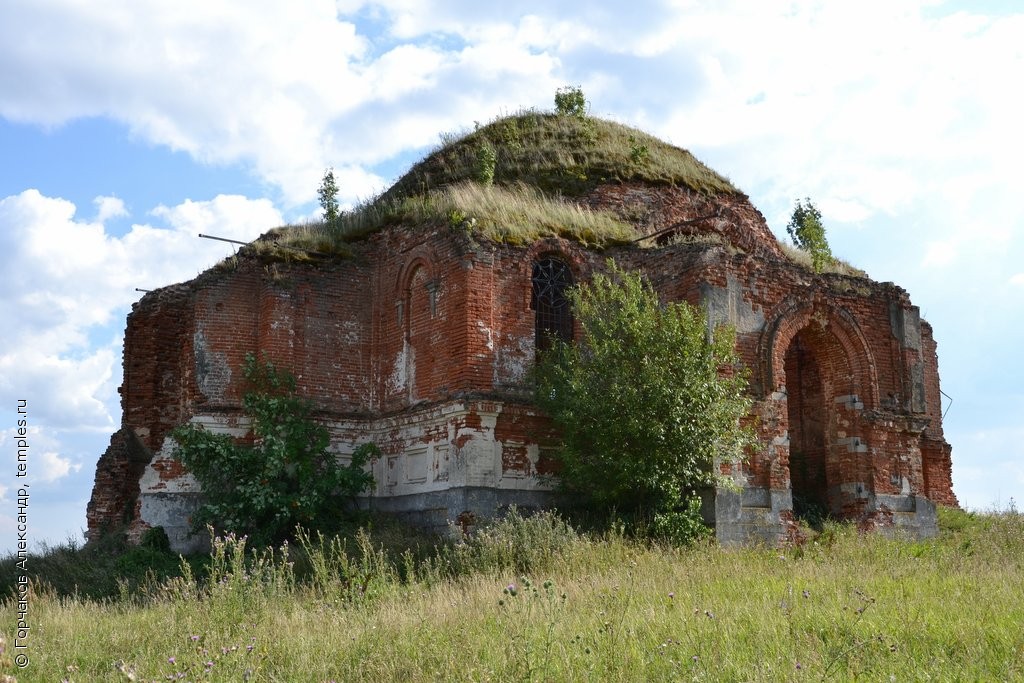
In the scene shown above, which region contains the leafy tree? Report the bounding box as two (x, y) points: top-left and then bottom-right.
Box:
(172, 354), (375, 546)
(787, 197), (833, 273)
(534, 261), (753, 544)
(554, 85), (588, 118)
(318, 167), (340, 222)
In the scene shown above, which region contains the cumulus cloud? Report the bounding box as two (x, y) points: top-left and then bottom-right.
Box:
(1, 1), (1020, 217)
(0, 1), (570, 205)
(93, 195), (128, 223)
(0, 189), (283, 429)
(38, 450), (83, 483)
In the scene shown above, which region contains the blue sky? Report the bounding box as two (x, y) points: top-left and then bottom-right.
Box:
(1, 0), (1022, 554)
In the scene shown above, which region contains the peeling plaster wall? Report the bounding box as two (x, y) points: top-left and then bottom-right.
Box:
(142, 401), (560, 550)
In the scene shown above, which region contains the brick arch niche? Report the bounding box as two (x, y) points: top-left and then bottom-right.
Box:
(396, 256), (439, 404)
(763, 301), (879, 521)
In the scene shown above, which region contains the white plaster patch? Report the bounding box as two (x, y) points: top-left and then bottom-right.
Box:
(388, 342), (410, 395)
(477, 320), (495, 351)
(339, 319), (362, 345)
(192, 329), (232, 400)
(494, 332), (533, 387)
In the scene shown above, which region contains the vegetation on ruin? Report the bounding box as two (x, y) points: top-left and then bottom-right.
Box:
(778, 242), (867, 278)
(2, 505), (1023, 681)
(317, 167), (340, 223)
(171, 354), (375, 547)
(786, 197), (834, 273)
(535, 261), (754, 544)
(253, 89), (737, 258)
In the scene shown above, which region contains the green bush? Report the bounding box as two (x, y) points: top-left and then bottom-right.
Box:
(172, 354), (375, 547)
(535, 261), (754, 543)
(554, 85), (587, 118)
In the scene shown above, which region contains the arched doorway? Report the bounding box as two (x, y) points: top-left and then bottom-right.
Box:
(762, 301), (879, 531)
(784, 329), (830, 521)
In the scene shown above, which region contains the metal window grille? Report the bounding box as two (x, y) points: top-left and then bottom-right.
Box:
(531, 257), (573, 352)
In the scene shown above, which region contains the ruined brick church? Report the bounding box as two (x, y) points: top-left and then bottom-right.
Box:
(87, 112), (957, 551)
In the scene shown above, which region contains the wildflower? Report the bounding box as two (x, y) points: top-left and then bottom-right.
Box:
(795, 662), (802, 670)
(190, 635), (200, 642)
(505, 584), (517, 596)
(668, 592), (675, 600)
(167, 656), (176, 665)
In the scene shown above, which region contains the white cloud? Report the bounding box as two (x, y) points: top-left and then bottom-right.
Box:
(0, 189), (283, 430)
(38, 450), (83, 483)
(93, 195), (128, 223)
(1010, 273), (1024, 286)
(0, 1), (1020, 215)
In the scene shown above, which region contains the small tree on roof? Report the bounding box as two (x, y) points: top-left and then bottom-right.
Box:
(554, 86), (588, 118)
(318, 167), (340, 223)
(787, 197), (833, 273)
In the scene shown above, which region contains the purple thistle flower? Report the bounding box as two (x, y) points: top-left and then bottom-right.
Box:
(168, 656), (176, 665)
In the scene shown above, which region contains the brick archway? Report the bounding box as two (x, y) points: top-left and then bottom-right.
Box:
(759, 297), (879, 519)
(759, 296), (879, 408)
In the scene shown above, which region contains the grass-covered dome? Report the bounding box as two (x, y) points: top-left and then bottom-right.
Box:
(254, 109), (748, 260)
(383, 110), (738, 201)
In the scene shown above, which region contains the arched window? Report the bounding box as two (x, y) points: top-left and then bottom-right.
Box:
(531, 257), (574, 352)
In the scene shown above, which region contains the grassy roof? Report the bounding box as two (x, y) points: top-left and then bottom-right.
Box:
(253, 110), (737, 259)
(385, 110), (737, 200)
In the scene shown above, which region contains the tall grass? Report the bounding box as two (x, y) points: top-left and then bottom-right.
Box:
(2, 507), (1022, 681)
(779, 242), (867, 278)
(258, 181), (636, 256)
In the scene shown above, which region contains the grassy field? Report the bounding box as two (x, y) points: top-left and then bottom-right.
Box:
(2, 507), (1022, 682)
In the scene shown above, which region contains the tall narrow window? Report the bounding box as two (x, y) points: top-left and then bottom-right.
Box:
(531, 257), (574, 352)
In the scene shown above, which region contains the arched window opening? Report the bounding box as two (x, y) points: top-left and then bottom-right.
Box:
(531, 257), (574, 353)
